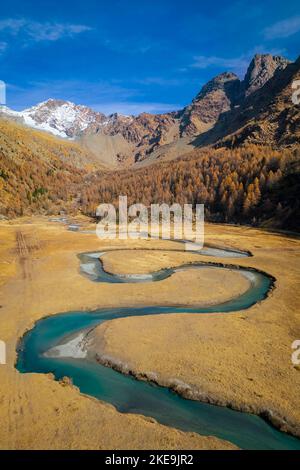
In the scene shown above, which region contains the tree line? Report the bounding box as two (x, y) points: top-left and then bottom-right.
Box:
(81, 145), (300, 231)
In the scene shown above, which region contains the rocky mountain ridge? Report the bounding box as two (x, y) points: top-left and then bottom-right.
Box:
(0, 53), (298, 167)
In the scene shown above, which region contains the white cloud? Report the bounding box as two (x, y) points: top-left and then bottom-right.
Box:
(133, 77), (186, 86)
(263, 16), (300, 40)
(0, 18), (92, 43)
(27, 22), (91, 42)
(0, 19), (25, 34)
(191, 46), (288, 77)
(91, 101), (181, 115)
(102, 37), (158, 55)
(192, 55), (249, 72)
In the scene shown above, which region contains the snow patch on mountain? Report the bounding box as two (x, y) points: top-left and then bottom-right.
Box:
(0, 99), (110, 139)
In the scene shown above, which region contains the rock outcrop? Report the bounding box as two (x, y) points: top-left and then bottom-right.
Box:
(180, 72), (240, 136)
(243, 54), (291, 97)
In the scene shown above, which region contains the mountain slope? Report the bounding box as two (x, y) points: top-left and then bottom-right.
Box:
(0, 116), (299, 231)
(180, 72), (240, 137)
(80, 144), (300, 231)
(243, 54), (291, 96)
(194, 56), (300, 149)
(0, 99), (107, 138)
(0, 118), (106, 217)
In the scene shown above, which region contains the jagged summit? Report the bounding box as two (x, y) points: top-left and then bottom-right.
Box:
(194, 72), (240, 98)
(180, 72), (241, 136)
(243, 53), (291, 96)
(19, 99), (107, 138)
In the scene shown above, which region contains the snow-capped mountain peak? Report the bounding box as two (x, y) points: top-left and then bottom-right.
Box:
(0, 99), (108, 138)
(20, 99), (108, 138)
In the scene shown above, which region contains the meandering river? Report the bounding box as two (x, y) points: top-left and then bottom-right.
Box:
(16, 243), (300, 450)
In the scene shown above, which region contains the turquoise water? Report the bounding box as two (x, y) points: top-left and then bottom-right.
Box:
(16, 250), (300, 450)
(78, 246), (249, 284)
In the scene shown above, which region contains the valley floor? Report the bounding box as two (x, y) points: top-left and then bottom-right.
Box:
(0, 217), (299, 449)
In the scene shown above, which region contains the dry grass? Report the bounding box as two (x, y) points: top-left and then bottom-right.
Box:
(0, 217), (237, 450)
(88, 224), (300, 437)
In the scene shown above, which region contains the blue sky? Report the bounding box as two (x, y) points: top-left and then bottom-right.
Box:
(0, 0), (299, 114)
